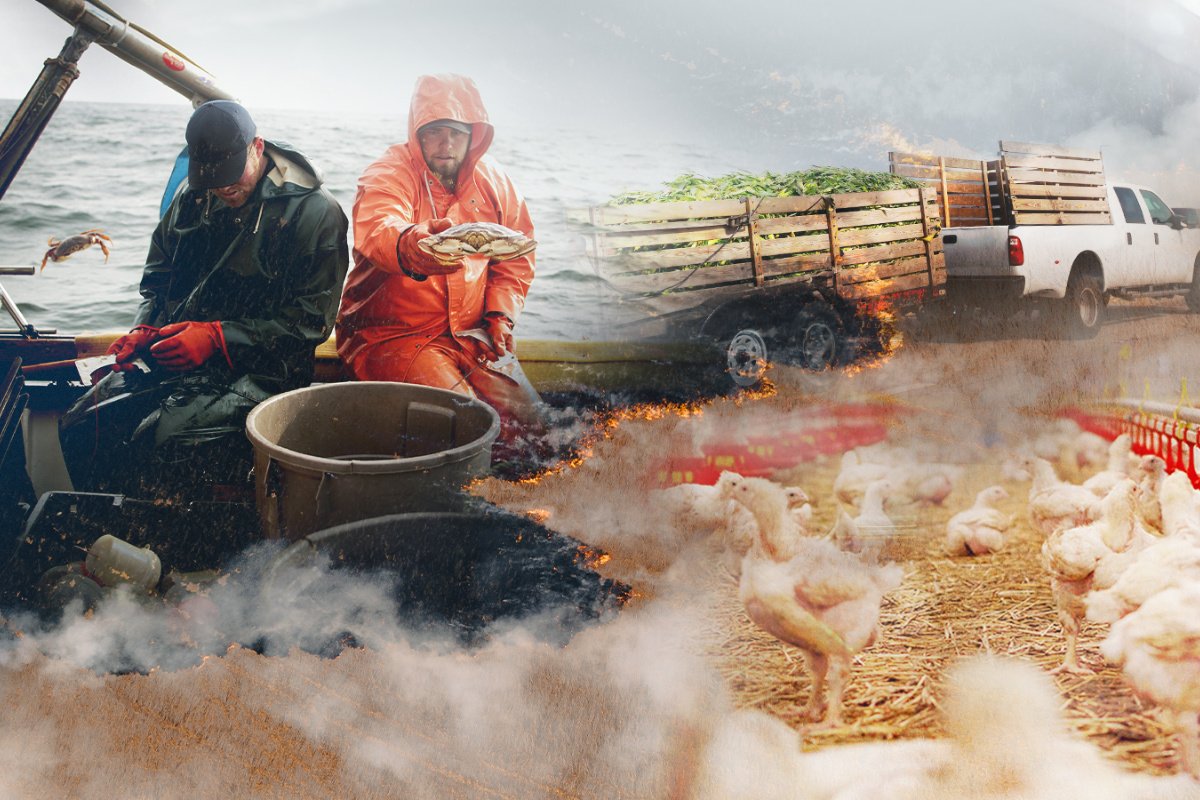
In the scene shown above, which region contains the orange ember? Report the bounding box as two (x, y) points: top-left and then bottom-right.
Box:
(525, 508), (552, 523)
(575, 544), (612, 570)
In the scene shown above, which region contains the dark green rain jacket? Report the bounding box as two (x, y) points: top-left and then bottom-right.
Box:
(65, 141), (348, 449)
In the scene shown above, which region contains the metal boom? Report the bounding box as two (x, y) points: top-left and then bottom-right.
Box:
(34, 0), (234, 106)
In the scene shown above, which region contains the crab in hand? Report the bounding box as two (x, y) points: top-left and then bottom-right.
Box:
(41, 229), (113, 271)
(417, 222), (536, 266)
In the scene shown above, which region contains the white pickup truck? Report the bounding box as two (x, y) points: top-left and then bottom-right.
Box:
(941, 183), (1200, 336)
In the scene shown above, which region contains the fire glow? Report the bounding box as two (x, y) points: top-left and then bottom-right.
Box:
(574, 544), (612, 570)
(517, 398), (712, 486)
(843, 304), (904, 376)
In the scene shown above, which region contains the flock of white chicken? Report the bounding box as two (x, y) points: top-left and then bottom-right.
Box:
(654, 419), (1200, 783)
(1032, 429), (1200, 777)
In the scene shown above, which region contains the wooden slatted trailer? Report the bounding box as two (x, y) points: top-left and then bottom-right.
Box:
(574, 189), (947, 387)
(890, 141), (1112, 228)
(889, 151), (1000, 228)
(995, 140), (1112, 225)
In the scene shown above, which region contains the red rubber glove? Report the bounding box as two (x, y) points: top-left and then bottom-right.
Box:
(485, 314), (514, 359)
(396, 217), (463, 278)
(149, 321), (230, 372)
(107, 325), (160, 371)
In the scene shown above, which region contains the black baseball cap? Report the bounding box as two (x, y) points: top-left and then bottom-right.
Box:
(186, 100), (257, 189)
(419, 118), (472, 136)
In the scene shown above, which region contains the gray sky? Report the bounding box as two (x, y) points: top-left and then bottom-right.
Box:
(3, 0), (1200, 198)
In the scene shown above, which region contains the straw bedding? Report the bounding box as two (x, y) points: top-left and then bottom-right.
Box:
(694, 455), (1179, 773)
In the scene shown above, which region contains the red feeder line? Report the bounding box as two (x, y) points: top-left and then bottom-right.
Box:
(1061, 406), (1200, 489)
(650, 417), (897, 487)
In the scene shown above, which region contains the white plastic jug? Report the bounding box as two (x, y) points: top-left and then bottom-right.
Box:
(84, 534), (161, 592)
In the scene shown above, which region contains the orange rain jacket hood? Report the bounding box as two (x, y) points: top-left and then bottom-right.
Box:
(406, 73), (494, 176)
(336, 74), (535, 367)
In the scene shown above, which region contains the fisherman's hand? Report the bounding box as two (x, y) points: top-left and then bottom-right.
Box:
(484, 313), (514, 359)
(107, 325), (160, 371)
(396, 217), (463, 278)
(149, 321), (229, 372)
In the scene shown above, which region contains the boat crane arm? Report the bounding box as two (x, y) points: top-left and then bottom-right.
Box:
(2, 0), (235, 207)
(34, 0), (235, 107)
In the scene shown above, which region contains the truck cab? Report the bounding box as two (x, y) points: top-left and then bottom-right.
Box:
(942, 182), (1200, 336)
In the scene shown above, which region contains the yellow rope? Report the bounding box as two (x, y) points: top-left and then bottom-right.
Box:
(1176, 378), (1191, 430)
(1116, 343), (1132, 398)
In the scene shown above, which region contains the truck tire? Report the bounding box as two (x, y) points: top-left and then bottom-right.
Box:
(1061, 273), (1104, 339)
(790, 307), (844, 370)
(723, 327), (770, 388)
(1187, 265), (1200, 313)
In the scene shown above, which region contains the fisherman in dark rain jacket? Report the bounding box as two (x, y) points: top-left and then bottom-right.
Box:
(59, 100), (348, 498)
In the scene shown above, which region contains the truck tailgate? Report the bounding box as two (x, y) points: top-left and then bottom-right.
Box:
(941, 226), (1011, 277)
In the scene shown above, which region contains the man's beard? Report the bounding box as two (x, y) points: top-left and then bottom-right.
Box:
(431, 159), (462, 187)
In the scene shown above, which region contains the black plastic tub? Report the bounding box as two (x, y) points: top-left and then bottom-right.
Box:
(266, 508), (630, 645)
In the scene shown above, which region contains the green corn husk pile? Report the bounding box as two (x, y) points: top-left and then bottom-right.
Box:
(611, 167), (922, 205)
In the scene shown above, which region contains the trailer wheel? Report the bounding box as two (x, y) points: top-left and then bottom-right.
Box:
(791, 308), (843, 370)
(1061, 273), (1104, 338)
(723, 328), (770, 388)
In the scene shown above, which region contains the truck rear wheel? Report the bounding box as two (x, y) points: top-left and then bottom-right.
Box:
(1061, 273), (1104, 338)
(1187, 265), (1200, 313)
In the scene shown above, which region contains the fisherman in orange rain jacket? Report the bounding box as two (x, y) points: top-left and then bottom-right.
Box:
(335, 74), (542, 452)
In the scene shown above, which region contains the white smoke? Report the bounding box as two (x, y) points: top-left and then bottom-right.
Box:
(0, 555), (731, 798)
(1069, 97), (1200, 208)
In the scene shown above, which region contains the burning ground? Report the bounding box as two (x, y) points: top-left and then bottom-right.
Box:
(1, 301), (1199, 798)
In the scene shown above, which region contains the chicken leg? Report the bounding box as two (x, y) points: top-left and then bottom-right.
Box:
(1049, 602), (1092, 675)
(799, 651), (829, 723)
(817, 656), (851, 729)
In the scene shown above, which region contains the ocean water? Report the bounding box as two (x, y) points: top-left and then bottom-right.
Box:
(0, 100), (748, 339)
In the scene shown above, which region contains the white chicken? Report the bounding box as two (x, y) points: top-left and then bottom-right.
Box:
(1133, 454), (1167, 532)
(945, 485), (1012, 556)
(832, 449), (891, 506)
(730, 476), (904, 728)
(834, 445), (960, 508)
(902, 466), (957, 506)
(1030, 417), (1083, 455)
(783, 486), (814, 531)
(1086, 536), (1200, 623)
(1161, 471), (1200, 539)
(1101, 585), (1200, 778)
(856, 655), (1200, 799)
(1072, 429), (1112, 471)
(703, 654), (1200, 800)
(1080, 433), (1134, 497)
(717, 480), (813, 578)
(656, 470), (748, 537)
(1000, 453), (1033, 484)
(718, 474), (806, 564)
(697, 655), (1200, 800)
(1040, 480), (1154, 674)
(716, 511), (761, 579)
(829, 479), (893, 558)
(1027, 457), (1100, 537)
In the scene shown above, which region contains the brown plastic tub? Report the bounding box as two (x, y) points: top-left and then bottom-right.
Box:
(245, 382), (500, 541)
